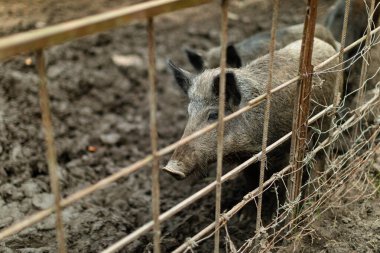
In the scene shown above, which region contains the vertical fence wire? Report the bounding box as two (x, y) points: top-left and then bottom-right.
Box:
(255, 0), (280, 235)
(214, 0), (229, 252)
(324, 0), (350, 173)
(287, 0), (319, 224)
(1, 1), (379, 252)
(352, 0), (375, 140)
(35, 49), (67, 253)
(287, 3), (311, 205)
(147, 17), (161, 253)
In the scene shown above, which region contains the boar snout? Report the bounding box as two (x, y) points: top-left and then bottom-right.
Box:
(163, 160), (188, 180)
(163, 145), (202, 180)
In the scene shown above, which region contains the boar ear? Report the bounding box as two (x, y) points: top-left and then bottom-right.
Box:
(168, 60), (192, 94)
(212, 71), (241, 106)
(185, 48), (205, 72)
(226, 45), (242, 68)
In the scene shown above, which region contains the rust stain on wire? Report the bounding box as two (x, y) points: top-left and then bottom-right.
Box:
(288, 0), (319, 223)
(35, 50), (67, 253)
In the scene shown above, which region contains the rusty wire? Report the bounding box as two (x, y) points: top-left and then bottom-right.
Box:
(353, 0), (376, 139)
(264, 139), (380, 252)
(35, 50), (67, 253)
(1, 23), (380, 244)
(287, 0), (318, 224)
(172, 103), (339, 253)
(0, 0), (213, 60)
(1, 0), (380, 252)
(0, 155), (152, 241)
(147, 17), (161, 253)
(256, 0), (280, 235)
(99, 103), (337, 253)
(173, 165), (293, 253)
(324, 0), (351, 177)
(233, 96), (380, 252)
(214, 0), (229, 252)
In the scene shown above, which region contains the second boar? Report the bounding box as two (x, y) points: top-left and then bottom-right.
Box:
(185, 23), (338, 72)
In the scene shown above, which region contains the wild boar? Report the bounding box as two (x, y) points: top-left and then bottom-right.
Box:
(324, 0), (380, 118)
(185, 23), (338, 72)
(163, 38), (338, 180)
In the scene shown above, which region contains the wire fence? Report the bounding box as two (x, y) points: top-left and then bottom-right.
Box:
(0, 0), (379, 252)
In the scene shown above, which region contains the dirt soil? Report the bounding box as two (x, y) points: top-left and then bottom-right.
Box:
(0, 0), (379, 252)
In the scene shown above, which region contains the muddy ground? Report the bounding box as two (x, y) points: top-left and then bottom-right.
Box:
(0, 0), (379, 252)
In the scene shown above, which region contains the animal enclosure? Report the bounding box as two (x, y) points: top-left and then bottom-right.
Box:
(0, 0), (379, 252)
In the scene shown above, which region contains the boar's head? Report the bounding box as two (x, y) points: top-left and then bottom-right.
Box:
(163, 60), (256, 180)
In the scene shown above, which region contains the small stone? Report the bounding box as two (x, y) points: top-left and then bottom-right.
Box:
(35, 21), (46, 28)
(0, 183), (24, 201)
(11, 144), (22, 161)
(187, 27), (198, 35)
(0, 202), (23, 220)
(24, 57), (33, 66)
(47, 65), (62, 79)
(19, 198), (32, 213)
(87, 146), (97, 152)
(116, 122), (136, 133)
(66, 159), (82, 168)
(112, 54), (144, 70)
(95, 33), (112, 46)
(32, 193), (54, 209)
(242, 17), (251, 24)
(100, 133), (121, 145)
(341, 217), (352, 224)
(0, 246), (13, 253)
(227, 11), (239, 21)
(156, 58), (167, 72)
(0, 217), (13, 229)
(21, 180), (41, 198)
(208, 29), (219, 40)
(37, 215), (56, 230)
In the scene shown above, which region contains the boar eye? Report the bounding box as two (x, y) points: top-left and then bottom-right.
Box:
(208, 111), (218, 121)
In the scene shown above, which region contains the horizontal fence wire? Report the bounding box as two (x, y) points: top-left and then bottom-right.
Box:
(174, 165), (294, 253)
(1, 0), (380, 252)
(0, 0), (212, 60)
(269, 132), (380, 252)
(353, 0), (376, 140)
(101, 102), (337, 252)
(173, 92), (380, 252)
(1, 22), (380, 243)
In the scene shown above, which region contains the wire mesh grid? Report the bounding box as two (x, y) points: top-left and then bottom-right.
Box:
(0, 0), (379, 252)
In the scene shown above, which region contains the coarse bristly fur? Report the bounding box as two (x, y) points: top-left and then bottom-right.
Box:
(185, 23), (339, 72)
(325, 0), (380, 121)
(164, 38), (339, 180)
